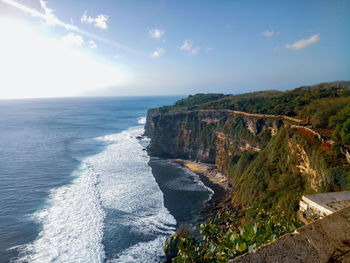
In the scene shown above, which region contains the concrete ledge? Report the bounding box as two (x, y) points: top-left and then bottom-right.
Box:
(299, 192), (350, 222)
(230, 206), (350, 263)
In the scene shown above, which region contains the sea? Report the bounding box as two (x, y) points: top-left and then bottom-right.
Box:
(0, 97), (213, 263)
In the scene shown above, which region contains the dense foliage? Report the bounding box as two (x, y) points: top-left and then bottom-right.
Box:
(330, 103), (350, 144)
(165, 208), (301, 262)
(231, 127), (349, 211)
(162, 82), (350, 115)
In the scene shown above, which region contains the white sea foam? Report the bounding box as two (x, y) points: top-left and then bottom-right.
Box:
(137, 117), (146, 124)
(108, 236), (168, 263)
(17, 124), (176, 263)
(183, 167), (215, 198)
(95, 127), (176, 237)
(165, 161), (214, 200)
(16, 162), (106, 263)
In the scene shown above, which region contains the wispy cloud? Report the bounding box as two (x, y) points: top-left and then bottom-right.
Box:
(262, 30), (274, 37)
(284, 34), (320, 50)
(180, 40), (192, 51)
(151, 48), (165, 58)
(149, 28), (165, 39)
(89, 40), (97, 49)
(61, 33), (84, 46)
(0, 0), (76, 30)
(0, 0), (147, 56)
(39, 0), (58, 26)
(191, 47), (200, 55)
(81, 11), (108, 29)
(180, 40), (200, 55)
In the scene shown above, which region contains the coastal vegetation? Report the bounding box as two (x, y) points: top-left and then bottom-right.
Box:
(165, 208), (301, 262)
(145, 81), (350, 262)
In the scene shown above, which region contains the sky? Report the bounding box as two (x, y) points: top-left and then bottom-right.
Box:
(0, 0), (349, 99)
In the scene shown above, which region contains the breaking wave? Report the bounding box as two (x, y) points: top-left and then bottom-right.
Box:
(16, 124), (176, 263)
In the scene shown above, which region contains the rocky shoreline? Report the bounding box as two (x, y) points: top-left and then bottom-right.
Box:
(171, 159), (233, 192)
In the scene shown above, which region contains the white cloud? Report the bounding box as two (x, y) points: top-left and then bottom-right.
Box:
(284, 34), (320, 50)
(149, 28), (165, 39)
(94, 14), (108, 29)
(62, 33), (84, 46)
(81, 11), (108, 29)
(89, 40), (97, 49)
(180, 40), (193, 51)
(180, 40), (200, 55)
(151, 48), (165, 58)
(262, 30), (274, 37)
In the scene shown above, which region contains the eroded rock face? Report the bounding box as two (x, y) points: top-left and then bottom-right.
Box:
(245, 118), (265, 135)
(144, 108), (282, 165)
(145, 110), (218, 162)
(288, 141), (324, 191)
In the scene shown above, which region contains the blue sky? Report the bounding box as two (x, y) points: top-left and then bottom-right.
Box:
(0, 0), (349, 98)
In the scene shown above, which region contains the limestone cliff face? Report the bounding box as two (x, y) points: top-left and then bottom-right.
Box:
(288, 141), (325, 191)
(145, 110), (218, 162)
(144, 108), (283, 165)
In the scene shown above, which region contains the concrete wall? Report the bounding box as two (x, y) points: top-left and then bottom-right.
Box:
(230, 206), (350, 263)
(299, 192), (350, 222)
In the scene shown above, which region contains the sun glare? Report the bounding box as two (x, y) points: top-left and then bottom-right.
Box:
(0, 18), (127, 99)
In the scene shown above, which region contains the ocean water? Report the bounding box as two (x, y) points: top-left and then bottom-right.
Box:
(0, 97), (212, 263)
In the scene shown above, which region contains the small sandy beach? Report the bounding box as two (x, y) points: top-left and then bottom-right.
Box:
(171, 159), (233, 192)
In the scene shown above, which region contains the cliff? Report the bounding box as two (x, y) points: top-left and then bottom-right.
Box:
(145, 83), (350, 215)
(146, 82), (350, 262)
(145, 109), (286, 163)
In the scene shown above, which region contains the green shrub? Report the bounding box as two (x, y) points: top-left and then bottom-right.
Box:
(325, 167), (350, 191)
(165, 208), (301, 262)
(330, 103), (350, 144)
